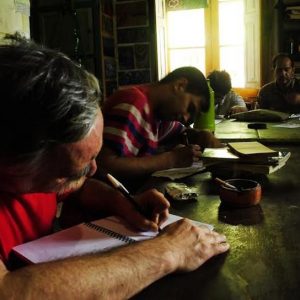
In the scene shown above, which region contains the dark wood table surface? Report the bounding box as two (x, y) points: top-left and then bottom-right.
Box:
(132, 144), (300, 300)
(215, 118), (300, 144)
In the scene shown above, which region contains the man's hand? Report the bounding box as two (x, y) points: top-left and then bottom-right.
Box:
(190, 129), (224, 148)
(285, 92), (300, 106)
(169, 144), (202, 168)
(119, 189), (170, 232)
(229, 105), (248, 115)
(158, 218), (229, 272)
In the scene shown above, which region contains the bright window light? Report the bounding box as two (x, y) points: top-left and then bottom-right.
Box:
(220, 46), (244, 87)
(167, 9), (205, 47)
(167, 9), (205, 74)
(169, 48), (206, 74)
(165, 1), (245, 87)
(219, 0), (245, 87)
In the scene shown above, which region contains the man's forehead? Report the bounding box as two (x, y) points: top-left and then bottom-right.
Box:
(276, 58), (292, 68)
(56, 112), (103, 172)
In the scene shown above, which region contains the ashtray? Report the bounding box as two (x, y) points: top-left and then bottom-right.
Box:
(218, 179), (261, 207)
(165, 183), (198, 201)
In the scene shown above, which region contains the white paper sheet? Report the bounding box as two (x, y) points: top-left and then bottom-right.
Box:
(151, 162), (205, 180)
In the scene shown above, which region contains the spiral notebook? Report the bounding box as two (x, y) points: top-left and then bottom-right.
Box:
(12, 214), (213, 264)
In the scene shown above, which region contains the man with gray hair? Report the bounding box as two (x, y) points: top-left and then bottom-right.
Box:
(0, 35), (229, 299)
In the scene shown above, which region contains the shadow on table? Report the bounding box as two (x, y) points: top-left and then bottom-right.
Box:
(218, 203), (264, 226)
(132, 251), (229, 300)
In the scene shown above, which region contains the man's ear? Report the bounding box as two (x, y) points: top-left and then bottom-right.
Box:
(173, 78), (188, 93)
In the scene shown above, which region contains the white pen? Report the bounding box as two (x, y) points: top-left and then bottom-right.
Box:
(106, 173), (141, 211)
(182, 131), (190, 146)
(106, 173), (162, 232)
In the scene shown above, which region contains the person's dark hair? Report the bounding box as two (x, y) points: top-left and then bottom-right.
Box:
(0, 33), (101, 168)
(272, 53), (294, 69)
(159, 66), (210, 112)
(207, 70), (232, 96)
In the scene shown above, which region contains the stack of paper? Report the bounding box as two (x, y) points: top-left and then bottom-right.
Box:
(201, 142), (290, 175)
(286, 6), (300, 19)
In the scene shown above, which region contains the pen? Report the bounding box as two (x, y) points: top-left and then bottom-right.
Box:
(183, 131), (189, 146)
(106, 173), (162, 232)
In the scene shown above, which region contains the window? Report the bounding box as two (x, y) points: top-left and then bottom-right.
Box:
(157, 0), (260, 88)
(219, 0), (245, 87)
(167, 9), (206, 74)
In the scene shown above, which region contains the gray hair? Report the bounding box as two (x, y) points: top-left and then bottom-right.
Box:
(0, 34), (101, 171)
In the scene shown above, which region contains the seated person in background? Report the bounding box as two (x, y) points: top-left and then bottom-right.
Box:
(0, 35), (229, 299)
(258, 53), (300, 113)
(207, 70), (247, 117)
(98, 67), (223, 188)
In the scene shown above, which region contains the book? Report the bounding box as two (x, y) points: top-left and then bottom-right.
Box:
(210, 151), (291, 175)
(285, 6), (300, 12)
(227, 141), (279, 158)
(12, 214), (213, 264)
(201, 147), (240, 161)
(202, 143), (286, 167)
(287, 14), (300, 19)
(230, 109), (290, 122)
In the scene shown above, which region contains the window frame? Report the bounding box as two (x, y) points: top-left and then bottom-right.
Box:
(156, 0), (261, 88)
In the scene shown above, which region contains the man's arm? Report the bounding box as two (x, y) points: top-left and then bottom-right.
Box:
(98, 128), (224, 180)
(257, 85), (272, 109)
(97, 144), (201, 179)
(227, 92), (247, 115)
(229, 105), (248, 114)
(0, 219), (229, 299)
(185, 128), (224, 149)
(285, 92), (300, 106)
(74, 178), (170, 232)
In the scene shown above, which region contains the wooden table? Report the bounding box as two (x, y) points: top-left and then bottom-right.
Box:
(215, 118), (300, 144)
(133, 146), (300, 300)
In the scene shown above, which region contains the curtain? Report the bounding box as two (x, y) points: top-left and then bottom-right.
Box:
(166, 0), (208, 11)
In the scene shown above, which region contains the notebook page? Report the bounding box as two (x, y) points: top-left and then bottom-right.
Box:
(13, 223), (127, 264)
(13, 214), (213, 264)
(151, 162), (205, 180)
(94, 214), (213, 241)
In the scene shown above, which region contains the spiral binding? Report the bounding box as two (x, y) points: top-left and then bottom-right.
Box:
(85, 222), (136, 244)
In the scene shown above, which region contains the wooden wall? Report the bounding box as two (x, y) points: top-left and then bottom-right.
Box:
(261, 0), (279, 86)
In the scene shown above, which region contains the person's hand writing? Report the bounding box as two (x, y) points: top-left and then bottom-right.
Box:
(158, 218), (229, 272)
(169, 144), (202, 168)
(121, 189), (170, 232)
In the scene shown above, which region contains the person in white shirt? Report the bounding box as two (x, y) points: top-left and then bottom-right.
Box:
(207, 70), (247, 117)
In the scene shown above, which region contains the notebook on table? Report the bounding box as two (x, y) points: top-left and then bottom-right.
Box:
(12, 214), (213, 264)
(227, 141), (279, 158)
(202, 142), (280, 164)
(230, 109), (289, 122)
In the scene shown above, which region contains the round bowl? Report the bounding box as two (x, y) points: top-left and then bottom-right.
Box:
(219, 179), (261, 207)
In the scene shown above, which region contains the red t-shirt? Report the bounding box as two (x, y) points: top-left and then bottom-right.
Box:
(103, 85), (184, 157)
(0, 192), (57, 265)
